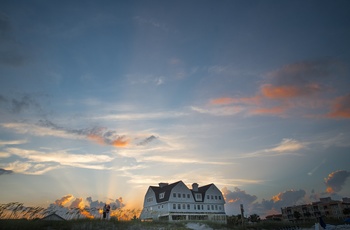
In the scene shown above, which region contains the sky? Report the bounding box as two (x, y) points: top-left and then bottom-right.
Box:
(0, 0), (350, 218)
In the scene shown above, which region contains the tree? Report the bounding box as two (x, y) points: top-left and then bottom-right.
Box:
(343, 208), (350, 216)
(249, 214), (260, 222)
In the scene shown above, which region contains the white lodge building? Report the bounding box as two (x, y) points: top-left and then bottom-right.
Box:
(140, 181), (226, 223)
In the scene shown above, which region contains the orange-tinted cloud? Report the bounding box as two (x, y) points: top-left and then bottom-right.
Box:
(87, 134), (105, 145)
(112, 137), (129, 147)
(210, 96), (260, 105)
(327, 94), (350, 118)
(324, 170), (350, 193)
(251, 105), (287, 115)
(54, 194), (73, 206)
(260, 84), (321, 99)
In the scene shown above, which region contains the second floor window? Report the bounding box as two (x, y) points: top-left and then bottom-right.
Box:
(159, 192), (165, 199)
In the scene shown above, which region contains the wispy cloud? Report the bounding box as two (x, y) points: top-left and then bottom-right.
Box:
(2, 147), (114, 174)
(2, 120), (158, 149)
(327, 94), (350, 118)
(191, 105), (243, 116)
(95, 111), (187, 121)
(206, 59), (346, 118)
(236, 138), (306, 159)
(0, 139), (27, 146)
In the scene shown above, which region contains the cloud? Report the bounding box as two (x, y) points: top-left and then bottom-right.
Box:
(222, 187), (258, 204)
(207, 59), (344, 118)
(270, 139), (305, 153)
(0, 168), (13, 175)
(191, 105), (243, 116)
(2, 122), (84, 140)
(324, 170), (350, 193)
(260, 84), (322, 99)
(45, 194), (127, 220)
(2, 120), (138, 148)
(54, 194), (74, 206)
(0, 139), (27, 146)
(3, 161), (60, 175)
(96, 111), (187, 121)
(327, 94), (350, 118)
(237, 138), (305, 159)
(223, 187), (306, 217)
(137, 135), (157, 146)
(0, 94), (42, 114)
(2, 148), (114, 174)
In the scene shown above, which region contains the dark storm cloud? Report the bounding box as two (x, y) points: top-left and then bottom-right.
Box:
(0, 168), (13, 175)
(223, 187), (306, 217)
(324, 170), (350, 193)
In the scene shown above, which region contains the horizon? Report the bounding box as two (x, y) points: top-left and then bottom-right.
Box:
(0, 0), (349, 219)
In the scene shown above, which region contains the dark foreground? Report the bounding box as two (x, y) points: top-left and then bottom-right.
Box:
(0, 219), (344, 230)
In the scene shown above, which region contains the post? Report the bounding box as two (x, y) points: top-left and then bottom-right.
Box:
(240, 204), (244, 226)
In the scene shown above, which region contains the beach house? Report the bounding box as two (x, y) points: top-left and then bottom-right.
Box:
(140, 181), (226, 223)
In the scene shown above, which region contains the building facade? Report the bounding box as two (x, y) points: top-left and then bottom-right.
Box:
(281, 197), (350, 221)
(140, 181), (226, 223)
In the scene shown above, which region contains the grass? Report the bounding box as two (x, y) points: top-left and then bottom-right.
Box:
(0, 219), (317, 230)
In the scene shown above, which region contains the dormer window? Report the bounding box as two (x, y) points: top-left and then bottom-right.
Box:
(159, 192), (165, 199)
(195, 193), (202, 201)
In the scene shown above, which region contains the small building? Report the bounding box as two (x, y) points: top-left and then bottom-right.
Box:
(281, 197), (350, 221)
(41, 213), (66, 221)
(140, 181), (226, 223)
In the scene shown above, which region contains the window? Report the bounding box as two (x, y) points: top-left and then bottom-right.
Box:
(197, 204), (200, 210)
(173, 204), (176, 209)
(183, 194), (185, 198)
(187, 204), (190, 209)
(211, 205), (214, 210)
(194, 205), (196, 210)
(159, 192), (165, 199)
(183, 204), (186, 209)
(146, 197), (153, 202)
(215, 205), (218, 210)
(208, 205), (210, 210)
(219, 205), (222, 210)
(178, 193), (181, 198)
(215, 195), (217, 200)
(207, 195), (210, 199)
(211, 195), (214, 199)
(173, 193), (176, 198)
(178, 204), (181, 209)
(195, 193), (202, 201)
(187, 194), (190, 198)
(219, 196), (221, 200)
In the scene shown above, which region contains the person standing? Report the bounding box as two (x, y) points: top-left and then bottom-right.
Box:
(102, 204), (107, 219)
(106, 204), (110, 220)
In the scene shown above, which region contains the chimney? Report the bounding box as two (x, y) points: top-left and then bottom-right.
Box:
(192, 183), (198, 192)
(159, 183), (168, 188)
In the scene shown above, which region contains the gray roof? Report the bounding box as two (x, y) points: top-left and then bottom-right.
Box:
(149, 181), (215, 203)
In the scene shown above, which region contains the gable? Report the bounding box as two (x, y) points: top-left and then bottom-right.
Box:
(150, 181), (183, 203)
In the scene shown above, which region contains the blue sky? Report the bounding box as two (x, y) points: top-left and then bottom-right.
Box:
(0, 0), (349, 218)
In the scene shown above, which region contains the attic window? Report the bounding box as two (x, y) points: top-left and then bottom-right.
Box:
(159, 192), (165, 199)
(195, 193), (202, 200)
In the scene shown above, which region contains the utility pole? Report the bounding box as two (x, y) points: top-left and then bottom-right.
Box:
(240, 204), (244, 226)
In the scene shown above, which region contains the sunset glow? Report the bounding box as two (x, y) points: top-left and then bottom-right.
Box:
(0, 0), (349, 219)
